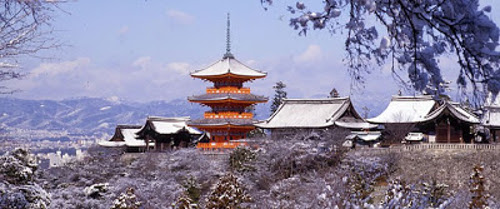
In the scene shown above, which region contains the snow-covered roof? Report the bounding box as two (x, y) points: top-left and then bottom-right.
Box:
(121, 128), (151, 147)
(334, 117), (378, 129)
(424, 102), (479, 124)
(368, 95), (437, 123)
(191, 57), (266, 78)
(483, 105), (500, 128)
(100, 126), (154, 148)
(144, 116), (202, 135)
(256, 97), (366, 129)
(349, 131), (382, 141)
(98, 140), (125, 147)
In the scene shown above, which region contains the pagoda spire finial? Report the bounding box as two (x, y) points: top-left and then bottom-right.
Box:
(223, 13), (234, 59)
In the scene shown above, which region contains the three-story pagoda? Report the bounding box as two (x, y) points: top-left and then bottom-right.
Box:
(188, 14), (267, 149)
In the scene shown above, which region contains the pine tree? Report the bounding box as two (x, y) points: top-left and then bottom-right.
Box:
(470, 165), (489, 209)
(270, 81), (287, 116)
(111, 187), (142, 209)
(329, 88), (339, 98)
(206, 173), (251, 209)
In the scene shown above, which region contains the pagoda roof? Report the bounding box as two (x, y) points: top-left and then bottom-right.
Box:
(256, 97), (367, 129)
(188, 93), (268, 103)
(188, 118), (256, 127)
(367, 95), (438, 124)
(191, 57), (266, 79)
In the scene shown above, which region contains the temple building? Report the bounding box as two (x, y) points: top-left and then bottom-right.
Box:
(256, 97), (377, 140)
(188, 15), (268, 150)
(368, 95), (480, 143)
(98, 125), (154, 152)
(135, 116), (202, 151)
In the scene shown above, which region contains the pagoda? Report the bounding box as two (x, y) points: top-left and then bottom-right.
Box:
(188, 14), (268, 150)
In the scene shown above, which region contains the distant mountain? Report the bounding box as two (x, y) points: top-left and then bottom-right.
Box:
(0, 97), (270, 135)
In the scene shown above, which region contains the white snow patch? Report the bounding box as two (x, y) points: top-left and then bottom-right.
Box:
(100, 106), (111, 111)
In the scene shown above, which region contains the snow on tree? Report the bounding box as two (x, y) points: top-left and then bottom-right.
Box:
(270, 81), (287, 116)
(228, 147), (257, 173)
(261, 0), (500, 106)
(111, 187), (142, 209)
(0, 0), (62, 93)
(382, 178), (451, 208)
(469, 165), (489, 209)
(0, 149), (51, 209)
(206, 173), (251, 209)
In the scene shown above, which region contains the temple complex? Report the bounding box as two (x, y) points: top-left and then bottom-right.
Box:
(188, 14), (267, 150)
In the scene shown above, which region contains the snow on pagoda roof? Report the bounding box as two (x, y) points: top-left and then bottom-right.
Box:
(424, 102), (479, 124)
(367, 95), (437, 123)
(188, 93), (268, 102)
(191, 57), (266, 78)
(145, 116), (201, 135)
(256, 97), (359, 129)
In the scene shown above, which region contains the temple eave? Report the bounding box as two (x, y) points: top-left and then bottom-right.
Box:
(191, 73), (266, 80)
(188, 99), (267, 105)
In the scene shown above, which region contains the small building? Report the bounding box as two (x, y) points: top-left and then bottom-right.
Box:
(99, 125), (154, 152)
(483, 105), (500, 142)
(135, 116), (202, 151)
(368, 95), (480, 143)
(256, 97), (377, 139)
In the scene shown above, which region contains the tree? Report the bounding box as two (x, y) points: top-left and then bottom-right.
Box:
(329, 87), (339, 98)
(261, 0), (500, 106)
(470, 165), (489, 209)
(206, 173), (251, 209)
(0, 0), (61, 93)
(270, 81), (287, 115)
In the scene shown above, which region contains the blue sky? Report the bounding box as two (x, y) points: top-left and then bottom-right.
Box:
(3, 0), (500, 116)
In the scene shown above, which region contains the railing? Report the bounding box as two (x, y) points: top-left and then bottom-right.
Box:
(196, 142), (248, 150)
(206, 87), (250, 94)
(204, 112), (253, 119)
(401, 143), (499, 151)
(350, 143), (500, 156)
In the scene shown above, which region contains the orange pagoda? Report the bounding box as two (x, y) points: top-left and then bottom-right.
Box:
(188, 14), (267, 150)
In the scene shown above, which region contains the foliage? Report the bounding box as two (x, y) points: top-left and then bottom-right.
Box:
(0, 148), (38, 185)
(111, 187), (142, 209)
(270, 81), (287, 116)
(382, 178), (451, 208)
(229, 147), (257, 173)
(261, 0), (500, 105)
(182, 176), (201, 204)
(0, 0), (61, 93)
(0, 149), (51, 209)
(470, 165), (489, 209)
(173, 193), (199, 209)
(173, 177), (201, 209)
(206, 173), (251, 209)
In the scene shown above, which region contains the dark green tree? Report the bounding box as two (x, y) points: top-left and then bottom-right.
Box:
(270, 81), (287, 116)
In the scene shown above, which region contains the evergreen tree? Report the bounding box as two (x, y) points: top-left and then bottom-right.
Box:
(329, 88), (339, 98)
(270, 81), (287, 116)
(206, 173), (251, 209)
(470, 165), (489, 209)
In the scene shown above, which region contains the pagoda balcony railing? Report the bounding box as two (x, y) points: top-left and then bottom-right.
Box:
(206, 87), (250, 94)
(196, 141), (248, 149)
(204, 112), (253, 119)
